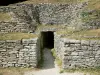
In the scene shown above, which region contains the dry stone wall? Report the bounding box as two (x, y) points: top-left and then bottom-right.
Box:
(0, 22), (31, 33)
(0, 38), (39, 68)
(54, 32), (100, 69)
(0, 3), (98, 33)
(0, 5), (38, 33)
(0, 3), (100, 69)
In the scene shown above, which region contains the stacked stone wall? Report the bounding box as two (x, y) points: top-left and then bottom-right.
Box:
(0, 22), (31, 33)
(0, 38), (39, 68)
(1, 3), (99, 33)
(54, 32), (100, 69)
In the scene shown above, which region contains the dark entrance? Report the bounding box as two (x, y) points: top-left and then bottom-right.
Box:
(0, 0), (27, 6)
(41, 31), (54, 49)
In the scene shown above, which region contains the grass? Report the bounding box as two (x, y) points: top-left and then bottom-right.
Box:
(56, 28), (75, 35)
(67, 29), (100, 40)
(51, 49), (62, 67)
(0, 32), (38, 40)
(0, 67), (35, 75)
(19, 0), (87, 4)
(35, 24), (67, 33)
(63, 67), (100, 75)
(81, 9), (100, 24)
(87, 0), (100, 9)
(36, 25), (100, 40)
(51, 49), (100, 75)
(56, 29), (100, 40)
(0, 13), (11, 21)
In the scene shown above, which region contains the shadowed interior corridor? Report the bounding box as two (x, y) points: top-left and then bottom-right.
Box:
(41, 31), (54, 49)
(40, 31), (55, 69)
(42, 48), (55, 69)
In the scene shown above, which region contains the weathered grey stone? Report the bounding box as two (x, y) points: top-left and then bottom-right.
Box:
(0, 38), (39, 68)
(70, 39), (81, 44)
(71, 52), (78, 56)
(81, 40), (90, 46)
(54, 33), (100, 69)
(0, 49), (6, 51)
(22, 38), (37, 44)
(0, 3), (100, 69)
(90, 40), (99, 46)
(9, 51), (18, 54)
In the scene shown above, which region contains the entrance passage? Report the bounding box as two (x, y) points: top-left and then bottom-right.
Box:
(41, 31), (54, 49)
(42, 48), (55, 69)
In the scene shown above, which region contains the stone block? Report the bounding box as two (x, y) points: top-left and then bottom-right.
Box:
(81, 46), (88, 50)
(29, 38), (37, 43)
(78, 52), (84, 56)
(6, 40), (19, 43)
(24, 46), (31, 49)
(69, 39), (81, 44)
(22, 38), (37, 45)
(71, 52), (78, 56)
(81, 40), (90, 46)
(96, 50), (100, 55)
(90, 40), (99, 46)
(65, 47), (74, 51)
(20, 49), (29, 52)
(0, 48), (6, 51)
(63, 38), (70, 44)
(0, 41), (5, 43)
(9, 51), (18, 54)
(29, 52), (36, 55)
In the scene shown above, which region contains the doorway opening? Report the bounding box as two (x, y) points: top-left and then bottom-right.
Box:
(39, 31), (55, 69)
(41, 31), (54, 49)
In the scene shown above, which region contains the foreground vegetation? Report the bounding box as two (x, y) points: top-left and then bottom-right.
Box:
(51, 49), (62, 68)
(63, 67), (100, 75)
(51, 48), (100, 75)
(0, 68), (35, 75)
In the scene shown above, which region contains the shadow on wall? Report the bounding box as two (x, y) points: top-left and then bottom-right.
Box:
(0, 0), (27, 6)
